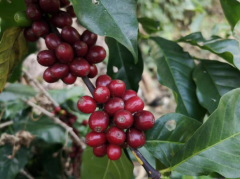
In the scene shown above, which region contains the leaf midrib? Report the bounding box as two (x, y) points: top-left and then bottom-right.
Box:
(145, 140), (185, 145)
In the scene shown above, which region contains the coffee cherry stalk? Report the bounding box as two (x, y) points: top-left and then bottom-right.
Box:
(22, 0), (160, 178)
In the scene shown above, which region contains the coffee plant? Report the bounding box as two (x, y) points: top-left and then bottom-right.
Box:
(0, 0), (240, 179)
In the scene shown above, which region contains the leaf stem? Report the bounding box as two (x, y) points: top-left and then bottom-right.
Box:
(159, 167), (171, 173)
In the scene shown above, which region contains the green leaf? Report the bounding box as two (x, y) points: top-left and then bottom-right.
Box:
(0, 145), (30, 179)
(1, 100), (28, 119)
(0, 83), (36, 102)
(0, 0), (26, 40)
(193, 60), (240, 113)
(178, 32), (240, 70)
(69, 0), (138, 62)
(81, 147), (133, 179)
(150, 37), (206, 120)
(0, 27), (28, 93)
(145, 113), (201, 167)
(171, 88), (240, 178)
(138, 17), (161, 34)
(106, 37), (143, 92)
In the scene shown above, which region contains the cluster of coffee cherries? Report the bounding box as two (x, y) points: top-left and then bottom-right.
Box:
(23, 0), (105, 84)
(77, 75), (155, 160)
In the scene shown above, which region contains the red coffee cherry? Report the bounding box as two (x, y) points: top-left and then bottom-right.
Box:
(73, 41), (88, 57)
(89, 111), (109, 133)
(96, 75), (112, 87)
(32, 20), (49, 37)
(77, 96), (96, 114)
(81, 30), (98, 46)
(104, 97), (124, 116)
(62, 73), (77, 84)
(82, 119), (88, 126)
(39, 0), (60, 13)
(60, 0), (70, 7)
(43, 68), (58, 83)
(61, 26), (81, 45)
(45, 33), (62, 50)
(70, 58), (90, 77)
(93, 86), (110, 104)
(88, 64), (98, 78)
(25, 0), (39, 6)
(93, 143), (108, 157)
(108, 79), (126, 97)
(106, 127), (126, 145)
(126, 128), (146, 148)
(26, 4), (42, 20)
(54, 106), (61, 113)
(86, 46), (106, 64)
(107, 144), (121, 160)
(134, 110), (155, 131)
(37, 50), (56, 66)
(50, 63), (69, 79)
(122, 90), (137, 102)
(114, 110), (133, 129)
(66, 5), (76, 17)
(24, 27), (39, 42)
(125, 96), (144, 113)
(85, 131), (106, 147)
(51, 11), (72, 28)
(56, 43), (74, 63)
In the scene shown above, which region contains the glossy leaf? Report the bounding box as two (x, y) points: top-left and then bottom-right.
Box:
(145, 113), (201, 167)
(0, 27), (28, 93)
(70, 0), (138, 62)
(150, 37), (206, 120)
(81, 147), (133, 179)
(171, 88), (240, 178)
(193, 60), (240, 113)
(106, 37), (143, 92)
(178, 32), (240, 70)
(138, 17), (161, 34)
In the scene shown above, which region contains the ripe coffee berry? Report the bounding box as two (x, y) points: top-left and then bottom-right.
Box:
(93, 86), (110, 103)
(50, 63), (69, 79)
(85, 131), (106, 147)
(39, 0), (60, 13)
(96, 75), (112, 87)
(114, 110), (133, 129)
(56, 43), (74, 63)
(104, 97), (124, 116)
(82, 119), (88, 126)
(54, 106), (61, 113)
(32, 20), (49, 37)
(126, 128), (146, 148)
(134, 110), (155, 131)
(24, 27), (39, 42)
(86, 46), (106, 64)
(45, 33), (62, 50)
(93, 143), (107, 157)
(62, 73), (77, 84)
(122, 90), (137, 102)
(43, 68), (58, 83)
(81, 30), (97, 46)
(125, 96), (144, 113)
(61, 26), (81, 45)
(37, 50), (56, 66)
(89, 111), (109, 133)
(66, 6), (76, 17)
(51, 11), (72, 28)
(88, 64), (98, 78)
(60, 0), (70, 7)
(106, 127), (126, 145)
(107, 144), (121, 160)
(108, 79), (126, 97)
(73, 41), (88, 57)
(77, 96), (96, 114)
(26, 4), (42, 21)
(70, 58), (90, 77)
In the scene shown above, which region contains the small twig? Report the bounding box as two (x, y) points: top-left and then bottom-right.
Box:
(25, 100), (86, 148)
(0, 121), (13, 129)
(22, 69), (59, 108)
(20, 170), (35, 179)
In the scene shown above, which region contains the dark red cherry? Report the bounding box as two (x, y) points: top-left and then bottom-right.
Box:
(62, 73), (77, 84)
(134, 110), (155, 131)
(54, 106), (61, 113)
(50, 63), (69, 79)
(88, 63), (98, 78)
(24, 27), (39, 42)
(85, 131), (106, 147)
(86, 46), (106, 64)
(93, 143), (108, 157)
(93, 86), (110, 104)
(55, 43), (74, 63)
(81, 30), (97, 46)
(114, 110), (133, 129)
(32, 20), (49, 37)
(104, 97), (124, 116)
(96, 75), (112, 87)
(61, 26), (81, 45)
(122, 90), (137, 102)
(89, 111), (109, 133)
(45, 33), (62, 50)
(107, 144), (121, 160)
(82, 119), (88, 126)
(51, 11), (72, 28)
(26, 4), (42, 20)
(69, 58), (90, 77)
(43, 68), (58, 83)
(37, 50), (56, 66)
(106, 127), (126, 145)
(126, 128), (146, 148)
(25, 0), (39, 6)
(125, 96), (144, 113)
(72, 41), (88, 57)
(39, 0), (60, 13)
(66, 6), (76, 17)
(108, 79), (126, 97)
(77, 96), (96, 114)
(60, 0), (70, 7)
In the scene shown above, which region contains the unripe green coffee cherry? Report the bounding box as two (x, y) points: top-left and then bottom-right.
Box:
(14, 11), (32, 27)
